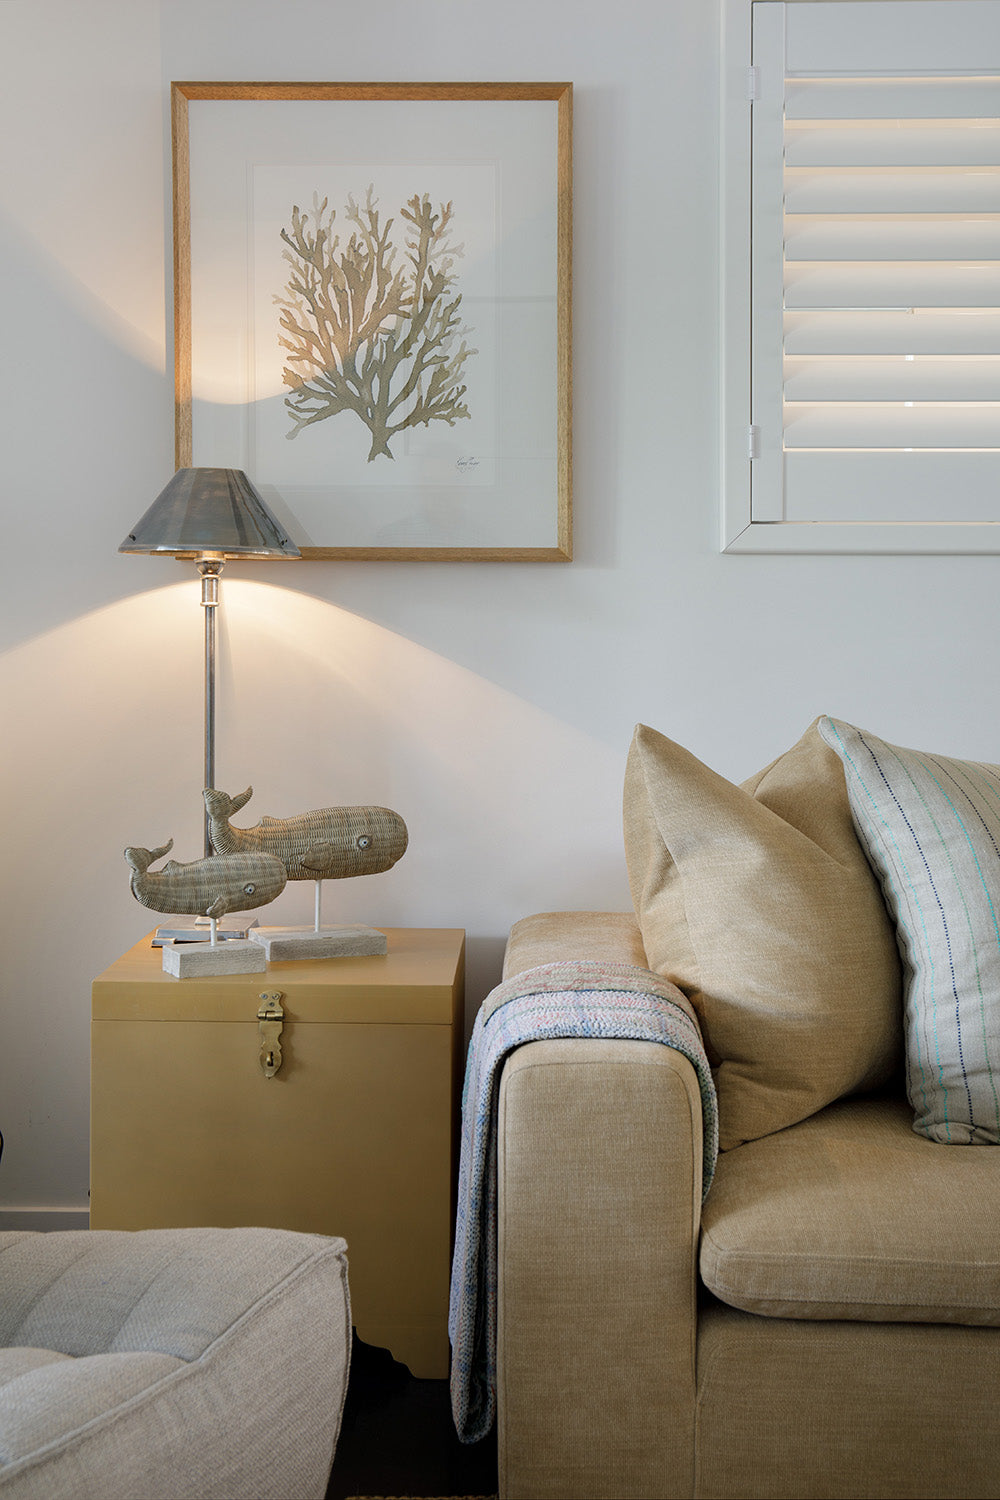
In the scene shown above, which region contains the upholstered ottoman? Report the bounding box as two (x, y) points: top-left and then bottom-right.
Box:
(0, 1226), (350, 1499)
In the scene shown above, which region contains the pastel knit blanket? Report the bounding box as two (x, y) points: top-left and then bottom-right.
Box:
(448, 959), (718, 1444)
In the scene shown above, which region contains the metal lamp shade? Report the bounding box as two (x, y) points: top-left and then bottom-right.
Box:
(119, 468), (301, 559)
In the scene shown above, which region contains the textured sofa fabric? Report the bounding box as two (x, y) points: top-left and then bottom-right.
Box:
(495, 910), (1000, 1500)
(0, 1226), (351, 1500)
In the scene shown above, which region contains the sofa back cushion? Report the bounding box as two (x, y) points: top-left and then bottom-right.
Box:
(819, 716), (1000, 1144)
(624, 721), (901, 1149)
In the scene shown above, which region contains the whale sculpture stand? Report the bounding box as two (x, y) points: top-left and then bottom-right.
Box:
(124, 841), (283, 977)
(249, 879), (388, 960)
(248, 925), (387, 960)
(162, 931), (267, 977)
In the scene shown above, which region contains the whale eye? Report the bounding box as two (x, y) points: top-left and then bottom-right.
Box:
(356, 835), (371, 850)
(243, 883), (256, 896)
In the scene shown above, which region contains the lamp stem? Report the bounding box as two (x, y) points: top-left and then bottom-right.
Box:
(199, 559), (223, 858)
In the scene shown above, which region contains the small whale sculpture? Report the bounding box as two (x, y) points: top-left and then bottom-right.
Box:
(124, 839), (288, 918)
(203, 788), (408, 881)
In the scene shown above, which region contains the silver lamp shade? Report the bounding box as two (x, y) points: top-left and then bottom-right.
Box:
(119, 468), (301, 559)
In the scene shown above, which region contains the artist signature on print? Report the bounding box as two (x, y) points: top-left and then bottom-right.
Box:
(456, 456), (480, 473)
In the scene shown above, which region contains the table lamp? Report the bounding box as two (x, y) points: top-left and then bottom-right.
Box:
(120, 468), (301, 857)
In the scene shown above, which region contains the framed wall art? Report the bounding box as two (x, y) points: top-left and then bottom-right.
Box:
(172, 81), (573, 560)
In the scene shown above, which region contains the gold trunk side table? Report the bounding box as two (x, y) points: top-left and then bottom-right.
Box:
(92, 927), (465, 1379)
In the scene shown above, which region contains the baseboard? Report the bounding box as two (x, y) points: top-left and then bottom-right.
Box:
(0, 1208), (90, 1232)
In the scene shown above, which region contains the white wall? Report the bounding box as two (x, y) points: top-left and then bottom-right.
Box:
(1, 0), (997, 1216)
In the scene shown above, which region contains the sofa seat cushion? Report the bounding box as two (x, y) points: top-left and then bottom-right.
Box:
(700, 1096), (1000, 1324)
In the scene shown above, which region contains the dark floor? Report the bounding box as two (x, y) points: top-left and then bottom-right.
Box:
(326, 1334), (498, 1500)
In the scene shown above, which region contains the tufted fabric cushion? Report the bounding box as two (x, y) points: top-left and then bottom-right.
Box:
(624, 721), (902, 1149)
(0, 1350), (73, 1386)
(701, 1096), (1000, 1323)
(0, 1225), (334, 1359)
(0, 1227), (351, 1500)
(0, 1353), (184, 1464)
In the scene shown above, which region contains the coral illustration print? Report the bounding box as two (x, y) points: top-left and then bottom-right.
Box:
(275, 186), (477, 461)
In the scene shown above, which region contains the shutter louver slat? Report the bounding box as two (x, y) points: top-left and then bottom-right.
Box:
(785, 125), (1000, 169)
(783, 309), (1000, 356)
(785, 219), (1000, 263)
(785, 168), (1000, 215)
(785, 78), (1000, 119)
(785, 263), (1000, 310)
(785, 356), (1000, 402)
(784, 404), (1000, 448)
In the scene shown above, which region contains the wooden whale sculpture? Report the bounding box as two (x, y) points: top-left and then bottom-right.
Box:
(124, 839), (288, 918)
(203, 788), (409, 881)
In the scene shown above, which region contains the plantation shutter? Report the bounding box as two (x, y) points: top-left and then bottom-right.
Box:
(749, 0), (1000, 540)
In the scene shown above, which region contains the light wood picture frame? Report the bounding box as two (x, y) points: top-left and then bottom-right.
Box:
(172, 82), (572, 561)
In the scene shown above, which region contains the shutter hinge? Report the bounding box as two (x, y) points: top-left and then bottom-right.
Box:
(749, 424), (761, 460)
(747, 65), (760, 102)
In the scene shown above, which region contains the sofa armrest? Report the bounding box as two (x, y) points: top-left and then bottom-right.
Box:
(496, 1037), (702, 1500)
(503, 911), (648, 979)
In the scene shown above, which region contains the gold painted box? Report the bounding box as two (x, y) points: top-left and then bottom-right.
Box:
(91, 927), (465, 1379)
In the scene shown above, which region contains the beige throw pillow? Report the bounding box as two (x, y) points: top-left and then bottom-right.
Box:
(624, 721), (902, 1149)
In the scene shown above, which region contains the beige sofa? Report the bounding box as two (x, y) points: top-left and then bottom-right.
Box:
(492, 720), (1000, 1500)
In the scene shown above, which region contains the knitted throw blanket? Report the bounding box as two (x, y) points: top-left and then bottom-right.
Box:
(448, 960), (718, 1444)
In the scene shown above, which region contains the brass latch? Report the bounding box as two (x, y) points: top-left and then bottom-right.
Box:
(257, 992), (285, 1079)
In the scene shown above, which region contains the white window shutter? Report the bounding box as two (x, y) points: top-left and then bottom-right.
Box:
(724, 0), (1000, 551)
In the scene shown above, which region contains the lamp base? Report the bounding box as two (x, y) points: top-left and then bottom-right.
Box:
(162, 939), (267, 977)
(248, 925), (388, 961)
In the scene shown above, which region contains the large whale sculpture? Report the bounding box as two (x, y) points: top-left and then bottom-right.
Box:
(203, 788), (409, 881)
(124, 839), (288, 918)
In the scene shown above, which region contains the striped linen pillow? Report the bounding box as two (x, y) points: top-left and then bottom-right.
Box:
(819, 717), (1000, 1145)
